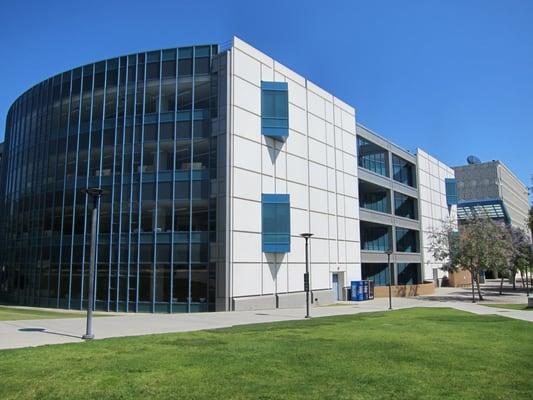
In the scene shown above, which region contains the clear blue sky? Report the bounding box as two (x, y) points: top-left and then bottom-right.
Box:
(1, 0), (532, 187)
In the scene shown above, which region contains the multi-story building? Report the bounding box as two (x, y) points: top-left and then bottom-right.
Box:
(0, 37), (455, 313)
(454, 160), (530, 230)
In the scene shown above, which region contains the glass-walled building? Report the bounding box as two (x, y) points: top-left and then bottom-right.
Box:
(0, 37), (457, 312)
(0, 44), (221, 312)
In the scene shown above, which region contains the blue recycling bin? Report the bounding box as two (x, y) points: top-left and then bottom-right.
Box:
(350, 281), (365, 301)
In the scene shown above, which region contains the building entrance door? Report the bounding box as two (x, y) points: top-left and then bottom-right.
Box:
(332, 273), (340, 301)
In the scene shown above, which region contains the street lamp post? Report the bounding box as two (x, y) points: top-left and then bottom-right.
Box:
(386, 248), (393, 310)
(300, 233), (313, 319)
(81, 187), (104, 340)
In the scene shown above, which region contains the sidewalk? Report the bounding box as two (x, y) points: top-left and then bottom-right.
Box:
(1, 286), (531, 351)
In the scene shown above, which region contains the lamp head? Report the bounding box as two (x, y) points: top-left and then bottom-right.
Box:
(82, 187), (104, 198)
(385, 248), (393, 255)
(300, 233), (314, 239)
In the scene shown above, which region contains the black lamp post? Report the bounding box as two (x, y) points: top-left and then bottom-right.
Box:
(81, 187), (104, 340)
(386, 248), (393, 310)
(300, 233), (313, 319)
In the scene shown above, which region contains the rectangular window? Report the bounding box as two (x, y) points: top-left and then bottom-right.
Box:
(392, 155), (416, 187)
(445, 178), (457, 205)
(394, 192), (418, 220)
(395, 227), (419, 253)
(262, 194), (290, 253)
(357, 136), (389, 177)
(261, 82), (288, 139)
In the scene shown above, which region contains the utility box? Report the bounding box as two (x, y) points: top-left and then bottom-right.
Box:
(351, 280), (373, 301)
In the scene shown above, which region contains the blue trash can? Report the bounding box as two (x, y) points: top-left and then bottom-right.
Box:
(363, 280), (369, 300)
(350, 281), (365, 301)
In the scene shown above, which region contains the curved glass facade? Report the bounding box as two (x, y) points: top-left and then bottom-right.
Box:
(0, 44), (220, 312)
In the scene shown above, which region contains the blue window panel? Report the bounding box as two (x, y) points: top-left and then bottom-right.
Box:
(445, 178), (457, 205)
(261, 82), (289, 140)
(262, 194), (290, 253)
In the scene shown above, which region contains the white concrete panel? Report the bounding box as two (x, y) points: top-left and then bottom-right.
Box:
(345, 218), (359, 242)
(261, 145), (275, 177)
(329, 240), (339, 263)
(337, 195), (345, 217)
(275, 151), (287, 180)
(309, 138), (327, 165)
(261, 64), (274, 81)
(291, 208), (309, 243)
(343, 153), (357, 177)
(234, 136), (261, 172)
(233, 263), (262, 297)
(328, 215), (338, 239)
(334, 106), (342, 127)
(233, 48), (261, 86)
(274, 62), (306, 86)
(275, 178), (287, 193)
(309, 162), (327, 190)
(346, 241), (359, 263)
(307, 80), (333, 102)
(232, 231), (262, 262)
(341, 111), (356, 134)
(309, 187), (328, 213)
(326, 145), (335, 169)
(233, 106), (261, 143)
(233, 198), (261, 233)
(233, 167), (261, 201)
(288, 181), (308, 210)
(310, 237), (330, 262)
(286, 130), (308, 158)
(308, 113), (327, 143)
(337, 217), (346, 240)
(327, 168), (336, 193)
(308, 91), (325, 119)
(326, 123), (335, 146)
(312, 263), (331, 290)
(289, 104), (307, 134)
(310, 211), (329, 239)
(288, 263), (305, 292)
(262, 174), (275, 193)
(325, 101), (334, 124)
(287, 80), (307, 110)
(335, 149), (344, 171)
(262, 263), (276, 295)
(343, 174), (358, 198)
(344, 195), (358, 213)
(233, 76), (260, 115)
(338, 241), (346, 262)
(343, 131), (355, 153)
(233, 37), (273, 67)
(287, 154), (308, 185)
(289, 235), (306, 264)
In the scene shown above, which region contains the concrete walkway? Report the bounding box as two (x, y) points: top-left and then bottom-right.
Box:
(1, 286), (531, 350)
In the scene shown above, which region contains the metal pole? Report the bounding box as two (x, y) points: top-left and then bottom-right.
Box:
(471, 271), (476, 303)
(387, 252), (392, 310)
(305, 237), (310, 319)
(83, 197), (98, 340)
(526, 267), (531, 297)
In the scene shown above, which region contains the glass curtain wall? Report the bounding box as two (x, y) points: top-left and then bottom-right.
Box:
(0, 45), (219, 313)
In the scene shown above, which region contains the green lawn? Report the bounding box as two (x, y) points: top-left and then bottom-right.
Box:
(1, 308), (532, 400)
(482, 303), (533, 311)
(0, 306), (92, 321)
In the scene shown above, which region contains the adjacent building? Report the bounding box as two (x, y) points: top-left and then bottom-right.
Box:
(356, 125), (456, 289)
(0, 37), (455, 313)
(454, 160), (530, 230)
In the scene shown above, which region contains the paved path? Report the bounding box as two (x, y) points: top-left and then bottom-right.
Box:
(1, 287), (531, 350)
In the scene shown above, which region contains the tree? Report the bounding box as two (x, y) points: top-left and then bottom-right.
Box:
(429, 217), (513, 302)
(529, 207), (533, 236)
(508, 226), (532, 290)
